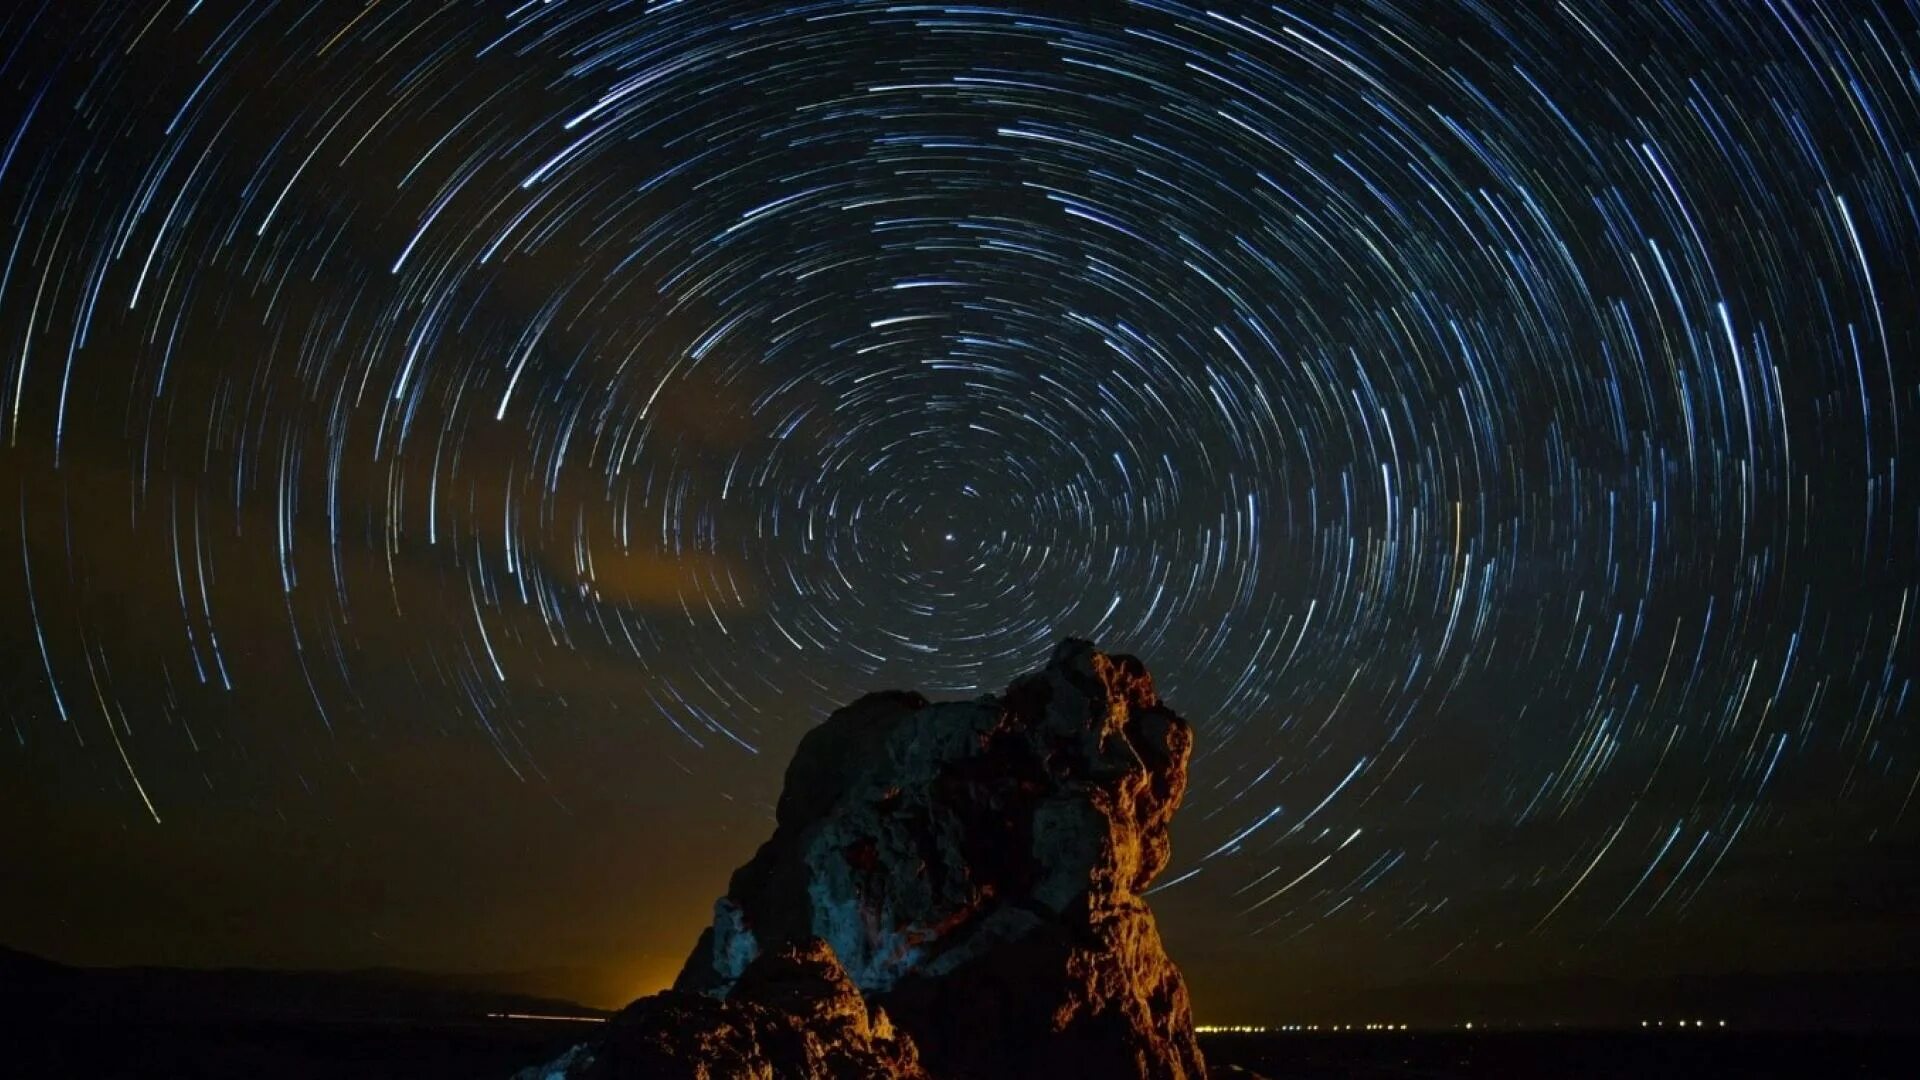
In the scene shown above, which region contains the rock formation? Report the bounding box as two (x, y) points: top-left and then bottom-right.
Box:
(521, 639), (1205, 1080)
(526, 939), (926, 1080)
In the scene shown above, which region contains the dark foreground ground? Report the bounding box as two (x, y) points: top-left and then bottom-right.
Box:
(5, 1016), (591, 1079)
(5, 949), (1913, 1078)
(7, 1020), (1919, 1078)
(1203, 1030), (1919, 1079)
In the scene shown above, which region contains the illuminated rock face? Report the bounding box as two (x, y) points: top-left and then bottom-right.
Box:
(680, 638), (1206, 1080)
(521, 939), (927, 1080)
(525, 639), (1205, 1079)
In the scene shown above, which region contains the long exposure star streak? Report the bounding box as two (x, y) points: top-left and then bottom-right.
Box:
(1, 0), (1915, 1017)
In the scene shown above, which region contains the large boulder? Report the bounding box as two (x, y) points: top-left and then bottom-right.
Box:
(525, 639), (1205, 1080)
(518, 939), (926, 1080)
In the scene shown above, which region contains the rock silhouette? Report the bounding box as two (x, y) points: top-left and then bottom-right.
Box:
(521, 639), (1205, 1080)
(530, 939), (926, 1080)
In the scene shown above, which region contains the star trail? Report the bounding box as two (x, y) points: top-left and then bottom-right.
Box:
(1, 0), (1916, 1014)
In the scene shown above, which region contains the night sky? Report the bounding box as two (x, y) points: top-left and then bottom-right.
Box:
(2, 0), (1916, 1023)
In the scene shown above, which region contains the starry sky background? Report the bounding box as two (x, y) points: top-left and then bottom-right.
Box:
(1, 0), (1916, 1020)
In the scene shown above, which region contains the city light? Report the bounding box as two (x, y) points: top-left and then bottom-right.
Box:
(1195, 1018), (1729, 1035)
(1194, 1022), (1415, 1035)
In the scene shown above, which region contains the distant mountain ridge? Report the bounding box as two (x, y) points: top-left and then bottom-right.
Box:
(1240, 967), (1920, 1033)
(7, 945), (1913, 1034)
(0, 944), (608, 1024)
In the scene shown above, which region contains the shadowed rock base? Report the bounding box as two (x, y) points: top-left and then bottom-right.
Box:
(528, 940), (925, 1080)
(520, 639), (1206, 1080)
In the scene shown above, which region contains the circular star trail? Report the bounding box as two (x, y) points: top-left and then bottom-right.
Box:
(2, 0), (1916, 988)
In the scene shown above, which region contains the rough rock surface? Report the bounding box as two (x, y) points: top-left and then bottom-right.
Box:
(522, 639), (1205, 1080)
(515, 939), (925, 1080)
